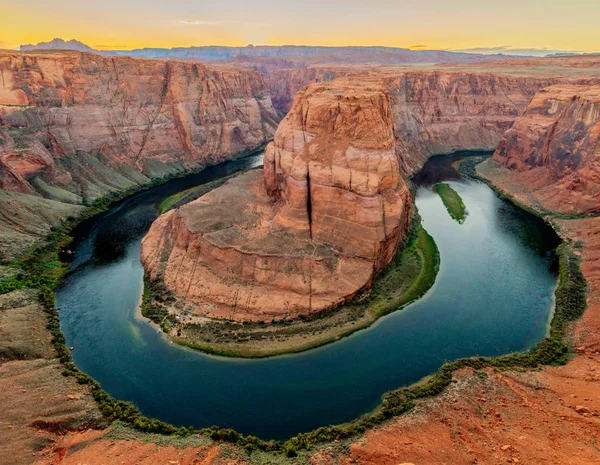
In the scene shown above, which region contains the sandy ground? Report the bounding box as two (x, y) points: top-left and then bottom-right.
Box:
(0, 289), (103, 465)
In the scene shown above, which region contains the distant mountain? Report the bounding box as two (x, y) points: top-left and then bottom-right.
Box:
(113, 45), (528, 64)
(20, 38), (111, 54)
(19, 39), (533, 65)
(456, 47), (597, 58)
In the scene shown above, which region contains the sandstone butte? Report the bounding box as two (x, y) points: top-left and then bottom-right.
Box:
(141, 80), (412, 321)
(25, 69), (600, 465)
(141, 68), (596, 322)
(0, 50), (280, 260)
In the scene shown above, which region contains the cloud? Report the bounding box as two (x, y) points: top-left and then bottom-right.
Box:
(409, 44), (427, 50)
(180, 20), (214, 25)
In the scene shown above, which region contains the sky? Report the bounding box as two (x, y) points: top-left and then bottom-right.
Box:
(1, 0), (599, 53)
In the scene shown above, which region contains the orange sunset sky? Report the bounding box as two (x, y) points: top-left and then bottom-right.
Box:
(1, 0), (599, 53)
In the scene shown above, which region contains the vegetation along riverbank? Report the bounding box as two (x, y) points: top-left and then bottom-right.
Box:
(141, 210), (440, 358)
(0, 154), (589, 461)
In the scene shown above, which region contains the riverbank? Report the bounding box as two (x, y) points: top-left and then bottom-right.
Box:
(142, 217), (439, 358)
(3, 153), (594, 465)
(0, 150), (273, 461)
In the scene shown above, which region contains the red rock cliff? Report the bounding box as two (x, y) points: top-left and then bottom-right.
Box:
(0, 51), (279, 200)
(493, 84), (600, 214)
(384, 71), (562, 174)
(0, 50), (280, 259)
(141, 81), (411, 321)
(264, 80), (411, 272)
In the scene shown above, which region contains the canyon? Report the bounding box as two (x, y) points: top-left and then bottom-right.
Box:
(3, 49), (600, 465)
(141, 64), (598, 323)
(27, 72), (600, 465)
(0, 50), (279, 260)
(493, 84), (600, 214)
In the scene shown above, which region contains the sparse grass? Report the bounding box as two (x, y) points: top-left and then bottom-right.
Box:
(106, 420), (213, 448)
(368, 225), (439, 319)
(435, 183), (468, 223)
(157, 173), (239, 214)
(155, 217), (440, 358)
(158, 185), (204, 214)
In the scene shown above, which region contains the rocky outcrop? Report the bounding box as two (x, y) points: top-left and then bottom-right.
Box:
(141, 81), (412, 321)
(0, 50), (279, 259)
(263, 81), (411, 271)
(383, 71), (563, 175)
(493, 84), (600, 214)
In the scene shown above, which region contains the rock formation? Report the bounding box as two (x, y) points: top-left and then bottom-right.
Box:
(0, 50), (279, 259)
(493, 84), (600, 214)
(141, 81), (411, 321)
(267, 68), (563, 142)
(384, 71), (562, 174)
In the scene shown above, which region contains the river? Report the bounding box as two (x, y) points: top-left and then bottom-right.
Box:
(57, 152), (559, 440)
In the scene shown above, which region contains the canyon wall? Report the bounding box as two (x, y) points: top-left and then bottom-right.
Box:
(267, 67), (352, 113)
(0, 51), (280, 260)
(384, 72), (561, 174)
(267, 68), (562, 134)
(493, 84), (600, 214)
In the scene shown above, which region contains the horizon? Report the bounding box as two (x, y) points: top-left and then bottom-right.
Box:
(8, 37), (597, 59)
(2, 1), (600, 55)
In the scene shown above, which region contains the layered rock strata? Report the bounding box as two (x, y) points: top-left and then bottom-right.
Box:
(0, 50), (279, 259)
(267, 67), (562, 122)
(383, 71), (562, 174)
(493, 84), (600, 214)
(142, 82), (411, 321)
